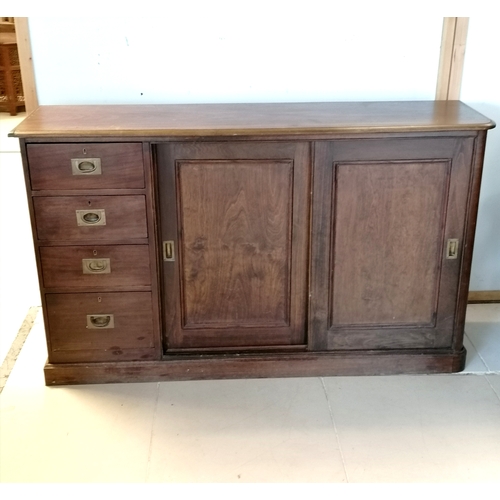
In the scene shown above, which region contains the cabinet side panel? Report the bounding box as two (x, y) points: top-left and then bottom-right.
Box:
(331, 160), (450, 327)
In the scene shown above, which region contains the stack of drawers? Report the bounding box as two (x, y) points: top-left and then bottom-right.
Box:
(26, 142), (159, 363)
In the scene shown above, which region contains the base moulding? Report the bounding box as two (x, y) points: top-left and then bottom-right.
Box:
(44, 348), (467, 385)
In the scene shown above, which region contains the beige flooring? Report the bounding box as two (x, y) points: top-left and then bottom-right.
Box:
(1, 111), (500, 484)
(0, 304), (499, 483)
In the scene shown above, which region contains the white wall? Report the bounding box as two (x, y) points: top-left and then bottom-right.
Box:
(461, 16), (500, 291)
(26, 8), (499, 290)
(28, 10), (442, 104)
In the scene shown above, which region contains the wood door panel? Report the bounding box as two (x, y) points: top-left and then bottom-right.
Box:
(310, 137), (475, 351)
(157, 142), (310, 350)
(178, 160), (292, 329)
(331, 160), (450, 327)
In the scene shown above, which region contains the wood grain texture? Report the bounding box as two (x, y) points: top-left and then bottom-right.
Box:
(468, 291), (500, 303)
(178, 160), (292, 329)
(453, 131), (490, 349)
(142, 141), (163, 357)
(14, 17), (38, 113)
(331, 160), (449, 326)
(157, 141), (310, 350)
(43, 348), (467, 385)
(45, 292), (155, 362)
(9, 101), (495, 139)
(12, 102), (494, 385)
(39, 245), (151, 289)
(27, 142), (145, 190)
(48, 347), (158, 364)
(0, 42), (24, 115)
(310, 136), (475, 351)
(33, 195), (148, 241)
(436, 18), (469, 100)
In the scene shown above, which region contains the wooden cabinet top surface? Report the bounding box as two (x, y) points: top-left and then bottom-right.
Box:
(10, 101), (495, 138)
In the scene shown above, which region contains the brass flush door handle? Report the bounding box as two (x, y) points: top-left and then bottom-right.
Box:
(163, 241), (175, 261)
(71, 158), (102, 175)
(76, 209), (106, 226)
(446, 239), (459, 259)
(86, 314), (114, 329)
(82, 258), (111, 274)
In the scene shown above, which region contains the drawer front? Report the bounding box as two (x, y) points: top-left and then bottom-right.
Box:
(46, 292), (155, 353)
(27, 143), (145, 190)
(34, 195), (148, 241)
(40, 245), (151, 288)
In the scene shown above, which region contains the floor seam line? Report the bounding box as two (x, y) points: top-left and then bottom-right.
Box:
(465, 332), (491, 372)
(145, 381), (160, 482)
(483, 374), (500, 402)
(0, 306), (40, 393)
(320, 377), (350, 483)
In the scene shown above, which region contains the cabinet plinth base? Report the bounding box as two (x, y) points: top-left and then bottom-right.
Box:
(44, 348), (467, 386)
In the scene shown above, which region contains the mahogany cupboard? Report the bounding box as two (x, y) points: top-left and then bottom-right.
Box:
(10, 101), (495, 385)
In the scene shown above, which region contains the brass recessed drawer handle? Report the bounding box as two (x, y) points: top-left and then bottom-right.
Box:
(84, 213), (100, 223)
(87, 314), (114, 329)
(82, 258), (111, 274)
(76, 209), (106, 226)
(78, 161), (97, 172)
(71, 158), (102, 175)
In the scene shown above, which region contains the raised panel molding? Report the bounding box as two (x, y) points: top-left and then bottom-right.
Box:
(176, 159), (293, 330)
(329, 159), (451, 328)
